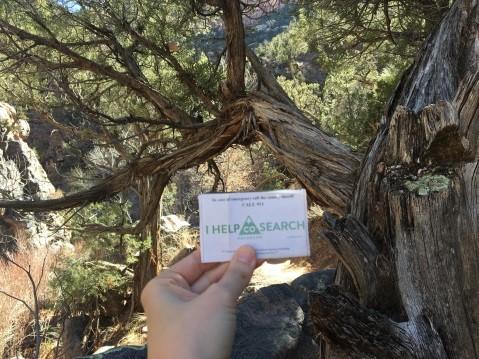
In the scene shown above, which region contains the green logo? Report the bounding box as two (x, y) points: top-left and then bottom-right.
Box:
(239, 216), (261, 235)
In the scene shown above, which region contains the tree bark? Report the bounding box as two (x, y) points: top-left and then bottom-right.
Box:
(132, 174), (169, 310)
(312, 1), (479, 358)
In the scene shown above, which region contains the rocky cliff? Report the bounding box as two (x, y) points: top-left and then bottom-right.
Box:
(0, 102), (67, 252)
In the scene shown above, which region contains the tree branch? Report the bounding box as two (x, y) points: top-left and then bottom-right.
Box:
(103, 11), (220, 115)
(245, 47), (296, 107)
(251, 93), (361, 215)
(0, 94), (361, 216)
(220, 0), (246, 99)
(0, 19), (194, 125)
(320, 213), (389, 306)
(0, 98), (250, 211)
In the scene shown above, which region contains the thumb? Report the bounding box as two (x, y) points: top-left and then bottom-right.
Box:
(216, 246), (257, 304)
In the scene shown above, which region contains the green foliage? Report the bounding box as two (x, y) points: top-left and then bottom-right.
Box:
(0, 0), (221, 141)
(50, 258), (130, 314)
(257, 25), (309, 63)
(162, 182), (178, 215)
(276, 77), (322, 120)
(319, 56), (407, 148)
(69, 200), (140, 263)
(258, 7), (410, 149)
(258, 160), (288, 190)
(296, 0), (450, 62)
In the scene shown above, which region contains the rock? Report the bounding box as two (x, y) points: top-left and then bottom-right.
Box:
(0, 103), (69, 253)
(0, 103), (17, 140)
(16, 119), (30, 139)
(0, 103), (31, 140)
(94, 346), (116, 354)
(232, 269), (335, 358)
(79, 270), (335, 359)
(160, 215), (190, 233)
(77, 346), (147, 359)
(62, 316), (88, 359)
(232, 284), (305, 358)
(2, 140), (55, 199)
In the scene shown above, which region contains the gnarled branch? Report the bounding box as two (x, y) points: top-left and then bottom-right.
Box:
(320, 213), (387, 307)
(0, 94), (361, 216)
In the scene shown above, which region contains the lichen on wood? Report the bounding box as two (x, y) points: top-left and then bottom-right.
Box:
(404, 174), (450, 196)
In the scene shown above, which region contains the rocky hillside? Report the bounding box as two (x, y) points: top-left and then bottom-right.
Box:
(0, 102), (68, 252)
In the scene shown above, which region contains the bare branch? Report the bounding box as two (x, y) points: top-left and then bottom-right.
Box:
(0, 289), (34, 314)
(0, 98), (251, 211)
(103, 11), (220, 114)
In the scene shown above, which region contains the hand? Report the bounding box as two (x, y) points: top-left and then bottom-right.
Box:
(141, 246), (259, 359)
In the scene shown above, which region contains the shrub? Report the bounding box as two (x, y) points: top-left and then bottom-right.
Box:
(50, 258), (131, 315)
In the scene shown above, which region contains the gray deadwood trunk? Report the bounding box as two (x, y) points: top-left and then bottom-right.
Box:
(299, 1), (478, 358)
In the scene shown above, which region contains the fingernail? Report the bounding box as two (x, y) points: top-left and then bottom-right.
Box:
(234, 246), (256, 267)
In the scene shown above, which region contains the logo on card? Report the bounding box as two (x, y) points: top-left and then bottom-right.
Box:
(239, 216), (261, 235)
(204, 215), (305, 236)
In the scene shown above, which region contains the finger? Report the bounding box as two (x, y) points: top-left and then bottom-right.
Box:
(191, 262), (229, 294)
(158, 268), (191, 290)
(192, 256), (264, 294)
(141, 275), (198, 312)
(170, 248), (220, 284)
(214, 246), (256, 304)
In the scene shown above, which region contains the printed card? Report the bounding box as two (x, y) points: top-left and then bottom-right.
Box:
(199, 189), (310, 262)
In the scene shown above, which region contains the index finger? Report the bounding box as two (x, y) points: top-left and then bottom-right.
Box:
(169, 248), (220, 284)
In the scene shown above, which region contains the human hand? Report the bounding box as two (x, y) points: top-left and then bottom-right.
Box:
(141, 246), (259, 359)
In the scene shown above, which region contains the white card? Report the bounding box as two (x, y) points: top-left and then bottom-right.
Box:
(199, 189), (310, 262)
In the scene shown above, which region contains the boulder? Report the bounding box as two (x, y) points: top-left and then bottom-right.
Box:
(160, 215), (190, 233)
(77, 346), (147, 359)
(79, 270), (335, 359)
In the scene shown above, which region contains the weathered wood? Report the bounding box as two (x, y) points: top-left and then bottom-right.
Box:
(220, 0), (246, 99)
(384, 101), (472, 166)
(251, 94), (361, 215)
(310, 286), (447, 359)
(320, 213), (392, 308)
(340, 0), (479, 358)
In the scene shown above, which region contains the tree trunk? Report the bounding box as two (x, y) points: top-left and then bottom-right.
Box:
(308, 1), (479, 358)
(132, 174), (169, 310)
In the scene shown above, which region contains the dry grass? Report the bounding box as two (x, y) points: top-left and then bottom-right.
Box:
(117, 313), (147, 346)
(159, 228), (198, 267)
(0, 241), (54, 359)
